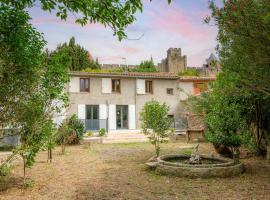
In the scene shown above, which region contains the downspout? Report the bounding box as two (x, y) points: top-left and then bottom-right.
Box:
(106, 100), (109, 133)
(135, 78), (138, 130)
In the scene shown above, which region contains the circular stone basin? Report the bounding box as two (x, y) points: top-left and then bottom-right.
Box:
(149, 154), (244, 178)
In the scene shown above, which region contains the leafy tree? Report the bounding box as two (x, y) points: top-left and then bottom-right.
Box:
(131, 57), (158, 72)
(1, 0), (171, 40)
(52, 37), (100, 71)
(203, 0), (270, 156)
(0, 5), (69, 183)
(206, 0), (270, 95)
(179, 68), (199, 76)
(140, 100), (172, 157)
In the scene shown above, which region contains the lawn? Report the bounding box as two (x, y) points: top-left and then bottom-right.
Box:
(0, 141), (269, 200)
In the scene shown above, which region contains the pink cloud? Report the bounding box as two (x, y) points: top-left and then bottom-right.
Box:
(123, 46), (142, 54)
(149, 3), (216, 42)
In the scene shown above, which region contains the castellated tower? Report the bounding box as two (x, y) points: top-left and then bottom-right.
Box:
(157, 48), (187, 73)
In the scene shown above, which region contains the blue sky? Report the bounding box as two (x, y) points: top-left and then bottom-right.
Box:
(28, 0), (220, 67)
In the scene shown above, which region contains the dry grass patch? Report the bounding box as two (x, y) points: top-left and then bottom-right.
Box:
(0, 142), (269, 200)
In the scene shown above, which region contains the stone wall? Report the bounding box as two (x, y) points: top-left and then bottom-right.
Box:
(157, 48), (187, 73)
(101, 64), (138, 70)
(187, 114), (205, 130)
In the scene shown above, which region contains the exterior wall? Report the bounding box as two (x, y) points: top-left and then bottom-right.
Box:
(67, 76), (136, 117)
(179, 82), (194, 100)
(135, 79), (181, 128)
(67, 75), (181, 130)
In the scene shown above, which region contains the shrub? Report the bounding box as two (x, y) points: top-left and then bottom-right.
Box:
(179, 68), (199, 76)
(99, 128), (106, 137)
(56, 114), (85, 154)
(85, 131), (94, 137)
(140, 100), (172, 157)
(66, 114), (85, 144)
(0, 165), (12, 176)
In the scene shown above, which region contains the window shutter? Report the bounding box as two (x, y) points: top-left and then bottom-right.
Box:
(77, 104), (86, 119)
(128, 105), (136, 129)
(108, 104), (116, 130)
(102, 78), (112, 93)
(99, 104), (107, 119)
(136, 79), (145, 94)
(69, 77), (79, 92)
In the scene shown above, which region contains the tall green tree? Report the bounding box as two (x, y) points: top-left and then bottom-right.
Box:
(0, 5), (69, 182)
(0, 0), (171, 40)
(207, 0), (270, 95)
(52, 37), (100, 71)
(195, 0), (270, 156)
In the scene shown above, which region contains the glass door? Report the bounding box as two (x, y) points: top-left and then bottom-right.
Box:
(86, 105), (99, 130)
(116, 105), (128, 129)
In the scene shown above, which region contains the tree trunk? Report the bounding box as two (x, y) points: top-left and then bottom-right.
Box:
(23, 156), (26, 185)
(47, 148), (52, 162)
(61, 143), (66, 155)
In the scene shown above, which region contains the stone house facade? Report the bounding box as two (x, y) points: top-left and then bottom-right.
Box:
(66, 72), (181, 132)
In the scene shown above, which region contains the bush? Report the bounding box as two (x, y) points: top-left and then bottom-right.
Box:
(0, 165), (12, 176)
(179, 68), (199, 76)
(85, 131), (94, 137)
(56, 114), (85, 145)
(99, 128), (106, 137)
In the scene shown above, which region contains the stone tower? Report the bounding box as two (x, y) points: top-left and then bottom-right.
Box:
(157, 48), (187, 73)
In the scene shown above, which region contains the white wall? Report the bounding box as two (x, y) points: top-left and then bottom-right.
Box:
(179, 82), (194, 100)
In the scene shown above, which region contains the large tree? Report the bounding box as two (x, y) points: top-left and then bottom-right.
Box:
(0, 5), (69, 182)
(196, 0), (270, 156)
(207, 0), (270, 95)
(52, 37), (100, 71)
(0, 0), (171, 40)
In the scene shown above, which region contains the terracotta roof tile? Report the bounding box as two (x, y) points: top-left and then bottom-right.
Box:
(70, 71), (179, 79)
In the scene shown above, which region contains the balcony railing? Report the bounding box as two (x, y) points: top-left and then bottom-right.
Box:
(81, 119), (108, 132)
(171, 118), (188, 131)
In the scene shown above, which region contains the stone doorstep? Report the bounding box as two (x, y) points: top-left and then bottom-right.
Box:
(179, 145), (195, 149)
(103, 138), (148, 144)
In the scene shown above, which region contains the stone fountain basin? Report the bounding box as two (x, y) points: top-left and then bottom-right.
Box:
(149, 154), (244, 178)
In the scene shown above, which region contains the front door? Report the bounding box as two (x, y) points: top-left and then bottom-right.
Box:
(116, 105), (128, 129)
(86, 105), (99, 130)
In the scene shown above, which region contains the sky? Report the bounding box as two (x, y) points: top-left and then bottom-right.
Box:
(29, 0), (220, 67)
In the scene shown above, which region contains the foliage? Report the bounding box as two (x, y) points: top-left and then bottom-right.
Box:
(179, 68), (199, 76)
(99, 128), (106, 137)
(0, 5), (70, 181)
(51, 37), (100, 71)
(207, 0), (270, 96)
(140, 100), (172, 157)
(85, 131), (94, 137)
(202, 0), (270, 155)
(1, 0), (171, 40)
(131, 58), (158, 72)
(56, 114), (85, 147)
(82, 67), (125, 73)
(0, 165), (12, 176)
(55, 123), (70, 154)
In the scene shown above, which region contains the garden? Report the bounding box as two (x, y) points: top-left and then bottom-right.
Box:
(0, 142), (269, 200)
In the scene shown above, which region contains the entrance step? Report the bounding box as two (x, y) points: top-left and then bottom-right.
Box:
(104, 132), (148, 143)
